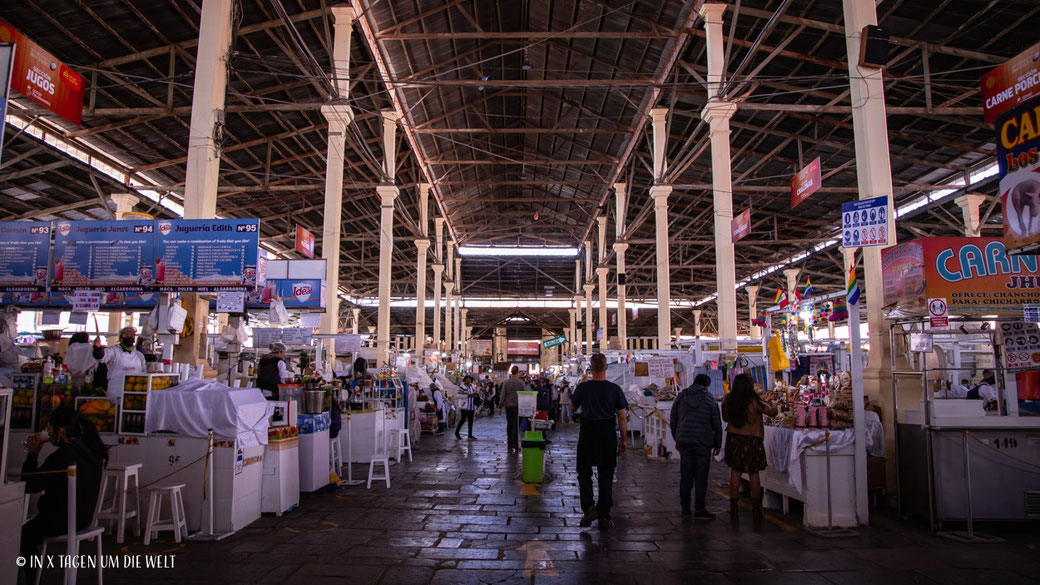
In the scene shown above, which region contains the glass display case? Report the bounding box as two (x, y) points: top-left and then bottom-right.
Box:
(119, 372), (180, 435)
(9, 373), (38, 431)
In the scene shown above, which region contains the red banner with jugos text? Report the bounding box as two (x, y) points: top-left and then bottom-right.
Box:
(0, 19), (84, 125)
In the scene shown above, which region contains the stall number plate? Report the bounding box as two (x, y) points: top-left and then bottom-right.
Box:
(989, 437), (1020, 449)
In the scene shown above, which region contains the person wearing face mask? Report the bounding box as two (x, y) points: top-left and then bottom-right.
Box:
(92, 326), (147, 398)
(20, 406), (108, 583)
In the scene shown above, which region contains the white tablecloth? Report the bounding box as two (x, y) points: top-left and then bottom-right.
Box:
(146, 378), (274, 448)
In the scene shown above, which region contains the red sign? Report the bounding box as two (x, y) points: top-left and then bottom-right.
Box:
(294, 225), (315, 258)
(731, 209), (751, 242)
(927, 297), (948, 329)
(791, 157), (822, 207)
(982, 41), (1040, 124)
(506, 340), (541, 356)
(0, 19), (84, 125)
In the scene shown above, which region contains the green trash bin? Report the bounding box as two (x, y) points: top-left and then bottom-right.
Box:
(521, 430), (547, 483)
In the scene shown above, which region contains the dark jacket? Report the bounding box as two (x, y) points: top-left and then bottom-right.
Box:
(670, 382), (722, 450)
(257, 356), (282, 394)
(23, 439), (105, 531)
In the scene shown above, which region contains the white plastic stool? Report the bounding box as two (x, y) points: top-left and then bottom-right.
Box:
(367, 431), (391, 489)
(95, 463), (142, 544)
(330, 434), (343, 475)
(36, 526), (105, 585)
(389, 428), (412, 462)
(144, 483), (188, 545)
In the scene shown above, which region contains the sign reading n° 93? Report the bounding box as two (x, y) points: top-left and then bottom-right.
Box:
(154, 219), (259, 292)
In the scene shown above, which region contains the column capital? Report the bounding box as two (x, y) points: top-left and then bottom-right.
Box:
(431, 263), (444, 273)
(701, 100), (737, 125)
(783, 268), (801, 281)
(330, 5), (357, 23)
(650, 107), (669, 123)
(954, 193), (987, 210)
(583, 284), (595, 293)
(376, 184), (399, 204)
(321, 104), (354, 125)
(614, 182), (627, 193)
(746, 284), (760, 303)
(415, 239), (430, 251)
(444, 282), (455, 293)
(613, 242), (629, 254)
(699, 3), (727, 24)
(419, 182), (431, 195)
(568, 308), (577, 315)
(460, 308), (468, 317)
(596, 267), (609, 276)
(649, 184), (673, 203)
(109, 193), (139, 216)
(380, 109), (402, 124)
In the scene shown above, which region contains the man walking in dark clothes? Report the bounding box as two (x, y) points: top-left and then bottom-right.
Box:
(570, 353), (628, 529)
(670, 373), (722, 519)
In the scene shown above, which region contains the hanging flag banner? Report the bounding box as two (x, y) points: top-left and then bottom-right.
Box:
(51, 220), (154, 292)
(0, 19), (85, 125)
(791, 157), (822, 208)
(994, 93), (1040, 255)
(153, 219), (259, 292)
(0, 221), (50, 292)
(841, 195), (890, 248)
(981, 40), (1040, 124)
(294, 224), (315, 258)
(731, 208), (751, 242)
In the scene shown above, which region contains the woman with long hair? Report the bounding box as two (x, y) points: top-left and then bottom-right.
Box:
(20, 406), (109, 582)
(721, 374), (778, 522)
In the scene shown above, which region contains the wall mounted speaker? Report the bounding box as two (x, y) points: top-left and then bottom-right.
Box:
(859, 25), (890, 69)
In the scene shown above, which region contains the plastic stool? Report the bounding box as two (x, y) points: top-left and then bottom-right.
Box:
(330, 434), (343, 475)
(367, 432), (391, 489)
(389, 428), (412, 462)
(37, 526), (105, 585)
(144, 483), (188, 545)
(95, 463), (142, 544)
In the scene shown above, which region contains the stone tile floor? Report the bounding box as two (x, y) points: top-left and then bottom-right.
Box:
(52, 416), (1040, 584)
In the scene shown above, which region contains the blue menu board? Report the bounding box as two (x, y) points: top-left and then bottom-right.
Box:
(0, 221), (51, 292)
(51, 220), (154, 292)
(153, 219), (260, 292)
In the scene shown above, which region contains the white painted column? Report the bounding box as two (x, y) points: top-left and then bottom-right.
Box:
(375, 185), (398, 366)
(432, 217), (445, 351)
(455, 256), (463, 354)
(584, 284), (595, 354)
(351, 308), (360, 335)
(596, 216), (609, 351)
(784, 268), (801, 308)
(109, 193), (138, 218)
(460, 308), (469, 357)
(568, 309), (577, 356)
(414, 239), (429, 353)
(573, 296), (584, 355)
(701, 3), (738, 348)
(693, 310), (702, 337)
(445, 244), (454, 355)
(954, 194), (987, 237)
(650, 184), (672, 350)
(183, 0), (232, 219)
(614, 182), (629, 352)
(746, 285), (760, 339)
(673, 328), (682, 346)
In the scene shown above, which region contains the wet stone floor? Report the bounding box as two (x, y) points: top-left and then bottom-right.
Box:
(55, 415), (1040, 584)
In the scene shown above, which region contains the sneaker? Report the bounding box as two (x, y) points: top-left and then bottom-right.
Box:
(455, 435), (462, 439)
(579, 506), (599, 527)
(468, 436), (477, 440)
(598, 517), (612, 530)
(680, 508), (692, 518)
(693, 510), (716, 521)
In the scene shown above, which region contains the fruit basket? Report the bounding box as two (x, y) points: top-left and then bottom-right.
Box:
(76, 397), (118, 434)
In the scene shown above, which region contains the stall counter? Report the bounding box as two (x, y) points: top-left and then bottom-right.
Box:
(340, 408), (405, 464)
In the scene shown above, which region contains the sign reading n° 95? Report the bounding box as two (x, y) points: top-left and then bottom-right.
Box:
(154, 219), (259, 292)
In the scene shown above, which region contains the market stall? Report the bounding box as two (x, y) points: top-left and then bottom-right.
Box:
(883, 237), (1040, 527)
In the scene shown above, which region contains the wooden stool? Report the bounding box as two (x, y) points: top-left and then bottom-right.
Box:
(367, 431), (391, 489)
(144, 483), (188, 545)
(330, 434), (343, 475)
(95, 463), (142, 544)
(37, 526), (105, 585)
(389, 428), (412, 463)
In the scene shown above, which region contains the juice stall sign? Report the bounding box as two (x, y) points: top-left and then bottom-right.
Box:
(0, 19), (84, 125)
(883, 237), (1040, 315)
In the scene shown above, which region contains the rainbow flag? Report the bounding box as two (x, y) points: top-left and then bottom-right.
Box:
(803, 277), (814, 298)
(774, 287), (784, 304)
(847, 267), (860, 305)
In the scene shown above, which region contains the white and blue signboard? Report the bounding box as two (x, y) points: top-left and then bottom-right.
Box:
(154, 219), (259, 292)
(0, 222), (51, 292)
(51, 220), (155, 292)
(841, 195), (890, 249)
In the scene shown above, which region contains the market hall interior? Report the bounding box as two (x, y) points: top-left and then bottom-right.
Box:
(0, 0), (1039, 584)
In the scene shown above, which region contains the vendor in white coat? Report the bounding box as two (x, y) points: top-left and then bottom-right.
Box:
(92, 326), (146, 398)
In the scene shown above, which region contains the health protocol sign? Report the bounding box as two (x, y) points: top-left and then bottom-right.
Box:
(841, 195), (890, 249)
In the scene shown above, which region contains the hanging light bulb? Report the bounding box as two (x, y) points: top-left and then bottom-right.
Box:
(521, 47), (533, 71)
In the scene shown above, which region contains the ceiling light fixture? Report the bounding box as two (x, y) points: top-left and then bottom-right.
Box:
(521, 47), (533, 71)
(458, 246), (579, 257)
